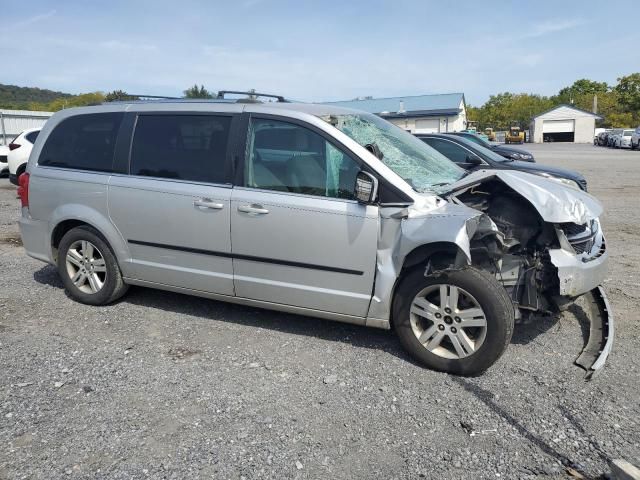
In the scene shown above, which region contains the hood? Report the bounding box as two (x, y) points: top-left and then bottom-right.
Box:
(492, 145), (534, 158)
(445, 169), (602, 225)
(505, 159), (585, 182)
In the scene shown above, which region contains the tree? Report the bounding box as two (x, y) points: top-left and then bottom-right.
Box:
(614, 73), (640, 112)
(557, 79), (608, 103)
(183, 84), (214, 99)
(105, 90), (139, 102)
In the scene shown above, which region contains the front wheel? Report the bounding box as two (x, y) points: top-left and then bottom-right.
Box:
(393, 267), (514, 376)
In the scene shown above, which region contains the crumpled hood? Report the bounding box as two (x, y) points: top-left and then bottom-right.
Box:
(445, 169), (603, 224)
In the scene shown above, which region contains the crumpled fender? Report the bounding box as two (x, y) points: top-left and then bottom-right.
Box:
(365, 200), (491, 327)
(446, 169), (602, 224)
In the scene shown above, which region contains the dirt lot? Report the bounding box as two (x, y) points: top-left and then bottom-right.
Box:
(1, 143), (639, 479)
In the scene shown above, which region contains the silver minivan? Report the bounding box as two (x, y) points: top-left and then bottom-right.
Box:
(18, 98), (613, 376)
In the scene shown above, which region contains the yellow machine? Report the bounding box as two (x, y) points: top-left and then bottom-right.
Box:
(505, 125), (525, 144)
(484, 127), (496, 142)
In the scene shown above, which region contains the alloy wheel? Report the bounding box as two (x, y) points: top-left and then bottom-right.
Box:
(65, 240), (107, 294)
(409, 284), (487, 359)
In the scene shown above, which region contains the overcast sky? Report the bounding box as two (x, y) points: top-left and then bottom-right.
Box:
(2, 0), (638, 105)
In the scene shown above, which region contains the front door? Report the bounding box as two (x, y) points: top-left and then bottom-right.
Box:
(109, 113), (236, 296)
(230, 116), (378, 317)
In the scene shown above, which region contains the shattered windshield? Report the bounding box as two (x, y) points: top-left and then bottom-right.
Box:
(319, 113), (465, 193)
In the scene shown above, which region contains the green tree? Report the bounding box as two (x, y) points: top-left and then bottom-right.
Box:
(183, 84), (214, 99)
(614, 73), (640, 112)
(105, 90), (139, 102)
(557, 79), (609, 103)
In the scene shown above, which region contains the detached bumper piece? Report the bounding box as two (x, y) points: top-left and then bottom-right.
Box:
(575, 286), (614, 379)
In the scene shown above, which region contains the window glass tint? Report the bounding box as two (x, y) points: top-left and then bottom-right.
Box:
(25, 131), (39, 143)
(245, 118), (360, 199)
(131, 115), (231, 183)
(39, 113), (123, 172)
(422, 138), (469, 163)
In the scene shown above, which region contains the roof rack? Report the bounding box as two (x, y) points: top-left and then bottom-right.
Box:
(216, 90), (287, 103)
(127, 94), (181, 100)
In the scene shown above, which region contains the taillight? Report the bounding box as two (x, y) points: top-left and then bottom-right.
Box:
(9, 143), (21, 151)
(17, 173), (29, 208)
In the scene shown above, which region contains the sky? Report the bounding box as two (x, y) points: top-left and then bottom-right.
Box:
(1, 0), (638, 106)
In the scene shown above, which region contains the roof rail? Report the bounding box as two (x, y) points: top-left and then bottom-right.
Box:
(127, 94), (181, 100)
(216, 90), (287, 103)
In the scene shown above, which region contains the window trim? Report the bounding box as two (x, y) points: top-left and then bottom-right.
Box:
(36, 112), (125, 174)
(125, 111), (237, 187)
(423, 136), (489, 166)
(238, 113), (364, 202)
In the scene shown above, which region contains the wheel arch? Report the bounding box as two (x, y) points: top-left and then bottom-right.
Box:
(49, 206), (129, 267)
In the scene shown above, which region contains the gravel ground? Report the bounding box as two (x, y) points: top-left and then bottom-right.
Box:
(1, 143), (639, 479)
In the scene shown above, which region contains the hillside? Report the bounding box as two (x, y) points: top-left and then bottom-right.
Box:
(0, 83), (71, 110)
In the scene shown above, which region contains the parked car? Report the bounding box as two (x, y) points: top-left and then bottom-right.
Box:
(607, 129), (623, 147)
(596, 129), (612, 146)
(614, 129), (635, 149)
(448, 131), (535, 162)
(631, 127), (640, 150)
(18, 100), (612, 376)
(0, 145), (9, 176)
(7, 128), (40, 185)
(417, 133), (587, 190)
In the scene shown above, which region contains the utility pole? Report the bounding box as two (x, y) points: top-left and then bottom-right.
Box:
(593, 94), (598, 114)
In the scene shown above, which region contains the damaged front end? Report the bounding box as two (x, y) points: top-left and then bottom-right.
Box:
(444, 170), (613, 377)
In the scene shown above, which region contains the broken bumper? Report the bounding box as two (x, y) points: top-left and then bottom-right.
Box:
(549, 244), (608, 297)
(575, 286), (614, 378)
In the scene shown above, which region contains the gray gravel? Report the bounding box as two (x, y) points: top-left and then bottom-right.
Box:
(1, 144), (639, 479)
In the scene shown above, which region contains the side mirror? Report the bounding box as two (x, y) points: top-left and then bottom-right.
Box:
(354, 171), (378, 204)
(465, 154), (483, 165)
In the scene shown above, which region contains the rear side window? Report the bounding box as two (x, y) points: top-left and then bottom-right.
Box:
(39, 113), (123, 172)
(130, 115), (232, 184)
(25, 131), (39, 143)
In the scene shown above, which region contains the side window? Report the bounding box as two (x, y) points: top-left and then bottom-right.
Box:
(39, 113), (123, 172)
(423, 138), (469, 163)
(130, 115), (231, 184)
(25, 131), (39, 143)
(245, 118), (360, 200)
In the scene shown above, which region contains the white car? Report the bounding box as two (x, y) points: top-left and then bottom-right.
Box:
(0, 145), (9, 176)
(8, 128), (40, 185)
(631, 127), (640, 150)
(615, 129), (634, 149)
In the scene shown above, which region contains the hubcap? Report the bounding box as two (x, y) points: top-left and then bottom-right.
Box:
(409, 284), (487, 360)
(65, 240), (107, 294)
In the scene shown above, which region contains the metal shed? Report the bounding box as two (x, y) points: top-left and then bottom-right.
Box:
(530, 104), (601, 143)
(0, 109), (53, 145)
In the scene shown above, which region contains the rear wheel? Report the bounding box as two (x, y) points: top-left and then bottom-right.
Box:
(393, 267), (514, 376)
(58, 226), (128, 305)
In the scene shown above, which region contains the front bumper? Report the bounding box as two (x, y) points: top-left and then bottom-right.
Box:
(575, 286), (614, 378)
(549, 245), (608, 297)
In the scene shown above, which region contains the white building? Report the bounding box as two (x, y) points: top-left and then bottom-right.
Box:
(0, 109), (53, 145)
(530, 104), (602, 143)
(323, 93), (467, 134)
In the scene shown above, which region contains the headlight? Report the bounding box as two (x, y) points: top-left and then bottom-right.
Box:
(538, 174), (581, 190)
(510, 153), (531, 160)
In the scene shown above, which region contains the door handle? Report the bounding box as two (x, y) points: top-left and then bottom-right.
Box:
(194, 198), (224, 210)
(238, 204), (269, 215)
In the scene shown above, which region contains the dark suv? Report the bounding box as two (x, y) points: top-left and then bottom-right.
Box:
(448, 131), (535, 162)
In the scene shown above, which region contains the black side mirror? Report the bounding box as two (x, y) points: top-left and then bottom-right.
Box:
(354, 171), (378, 204)
(465, 154), (483, 166)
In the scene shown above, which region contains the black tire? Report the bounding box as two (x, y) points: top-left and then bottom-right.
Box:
(57, 226), (128, 305)
(392, 267), (514, 376)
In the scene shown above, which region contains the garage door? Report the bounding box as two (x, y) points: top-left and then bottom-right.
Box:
(414, 118), (440, 133)
(543, 119), (575, 133)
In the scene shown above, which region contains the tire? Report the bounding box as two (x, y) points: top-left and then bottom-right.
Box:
(392, 267), (514, 376)
(57, 226), (129, 305)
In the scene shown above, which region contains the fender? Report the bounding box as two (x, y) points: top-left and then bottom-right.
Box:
(48, 204), (132, 274)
